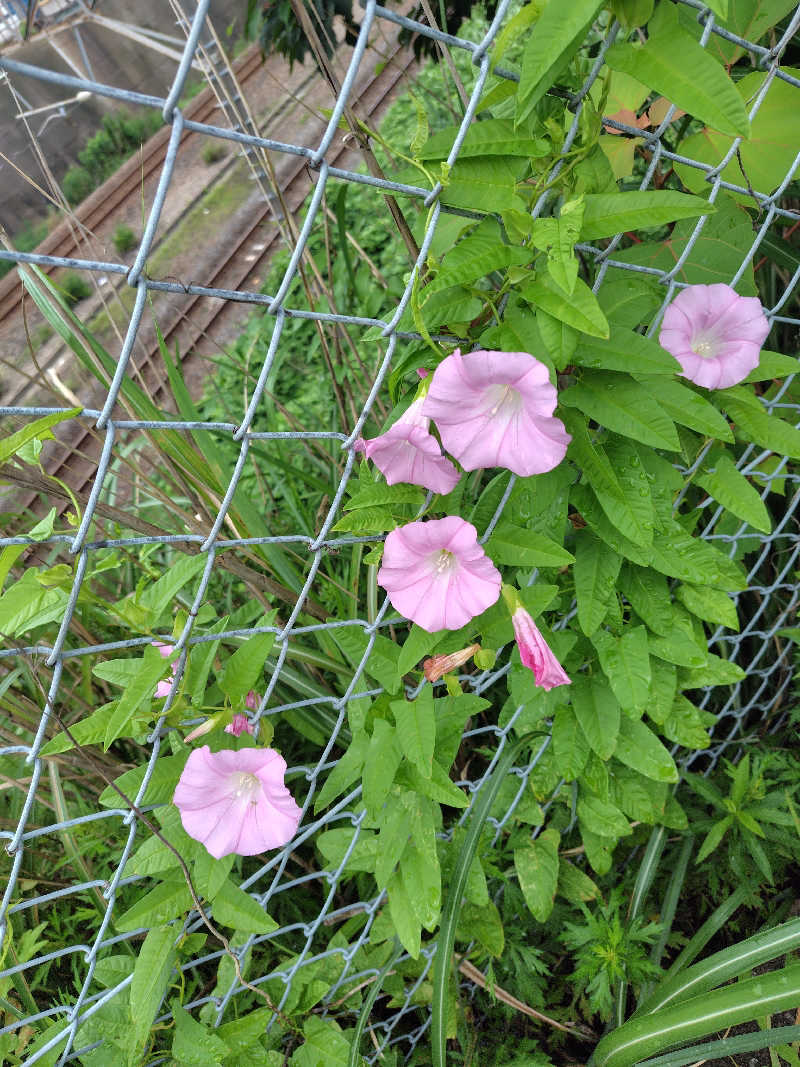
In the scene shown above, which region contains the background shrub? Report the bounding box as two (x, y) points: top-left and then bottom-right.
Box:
(112, 224), (137, 255)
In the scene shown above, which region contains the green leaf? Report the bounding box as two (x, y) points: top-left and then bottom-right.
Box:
(572, 675), (620, 760)
(593, 626), (651, 714)
(362, 719), (402, 818)
(743, 350), (800, 384)
(212, 879), (278, 934)
(514, 828), (560, 922)
(400, 758), (469, 808)
(561, 372), (680, 450)
(401, 841), (441, 931)
(552, 704), (590, 780)
(522, 274), (609, 338)
(648, 519), (747, 591)
(0, 407), (81, 465)
(171, 1002), (230, 1065)
(605, 6), (750, 138)
(429, 229), (531, 294)
(609, 0), (654, 28)
(387, 870), (421, 959)
(419, 118), (549, 159)
(675, 584), (739, 631)
(562, 414), (652, 550)
(314, 731), (369, 813)
(219, 622), (276, 704)
(440, 156), (528, 214)
(573, 327), (681, 376)
(602, 435), (654, 546)
(679, 654), (745, 688)
(486, 522), (574, 568)
(696, 454), (771, 533)
(532, 196), (584, 296)
(103, 643), (169, 750)
(99, 753), (189, 809)
(92, 658), (147, 688)
(648, 629), (708, 669)
(573, 531), (621, 635)
(661, 696), (715, 750)
(397, 624), (444, 676)
(613, 194), (758, 295)
(643, 379), (734, 443)
(186, 616), (230, 708)
(345, 482), (426, 510)
(558, 858), (601, 902)
(375, 800), (412, 889)
(0, 568), (69, 637)
(130, 926), (177, 1053)
(332, 507), (397, 534)
(614, 717), (679, 783)
(115, 876), (193, 932)
(570, 483), (653, 566)
(579, 191), (714, 241)
(392, 688), (435, 778)
(136, 554), (206, 623)
(675, 70), (800, 203)
(292, 1017), (353, 1067)
(619, 564), (674, 636)
(332, 628), (402, 695)
(722, 387), (800, 460)
(578, 792), (632, 838)
(516, 0), (602, 124)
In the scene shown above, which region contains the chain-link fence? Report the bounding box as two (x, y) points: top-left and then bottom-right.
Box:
(1, 0), (800, 1063)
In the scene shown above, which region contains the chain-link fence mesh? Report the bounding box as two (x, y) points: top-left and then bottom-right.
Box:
(1, 0), (799, 1062)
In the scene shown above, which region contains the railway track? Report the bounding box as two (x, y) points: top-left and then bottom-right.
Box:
(0, 45), (264, 325)
(11, 41), (417, 515)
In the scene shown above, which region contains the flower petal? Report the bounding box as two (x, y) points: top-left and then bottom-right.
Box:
(423, 349), (570, 476)
(378, 517), (501, 632)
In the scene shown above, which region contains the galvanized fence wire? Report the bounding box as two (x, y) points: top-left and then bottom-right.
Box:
(0, 0), (799, 1062)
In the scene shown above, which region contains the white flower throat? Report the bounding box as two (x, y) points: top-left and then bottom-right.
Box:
(486, 383), (522, 417)
(691, 333), (717, 358)
(433, 549), (456, 574)
(232, 771), (261, 805)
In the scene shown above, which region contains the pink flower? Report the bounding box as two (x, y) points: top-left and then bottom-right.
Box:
(658, 284), (770, 389)
(377, 517), (501, 632)
(225, 713), (254, 737)
(423, 644), (480, 682)
(154, 642), (176, 699)
(354, 397), (460, 495)
(512, 607), (571, 691)
(245, 690), (259, 711)
(422, 349), (571, 477)
(173, 746), (302, 859)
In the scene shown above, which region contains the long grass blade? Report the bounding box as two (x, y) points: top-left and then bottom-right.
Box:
(431, 731), (545, 1067)
(635, 1023), (800, 1067)
(592, 963), (800, 1067)
(347, 940), (403, 1066)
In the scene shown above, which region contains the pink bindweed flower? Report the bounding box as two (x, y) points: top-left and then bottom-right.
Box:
(154, 642), (176, 699)
(354, 397), (460, 495)
(225, 713), (254, 737)
(173, 746), (302, 859)
(422, 349), (571, 477)
(511, 607), (571, 691)
(423, 644), (480, 682)
(378, 516), (501, 632)
(658, 283), (770, 389)
(245, 690), (259, 711)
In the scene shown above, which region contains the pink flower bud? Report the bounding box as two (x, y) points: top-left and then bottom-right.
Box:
(423, 644), (480, 682)
(225, 713), (255, 737)
(511, 608), (570, 691)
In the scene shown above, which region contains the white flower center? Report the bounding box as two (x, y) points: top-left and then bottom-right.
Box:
(691, 333), (717, 358)
(432, 548), (456, 575)
(485, 383), (522, 418)
(231, 771), (261, 805)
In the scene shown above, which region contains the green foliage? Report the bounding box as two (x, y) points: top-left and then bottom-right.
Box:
(62, 107), (163, 206)
(112, 224), (137, 255)
(4, 1), (800, 1064)
(202, 141), (228, 165)
(60, 272), (91, 305)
